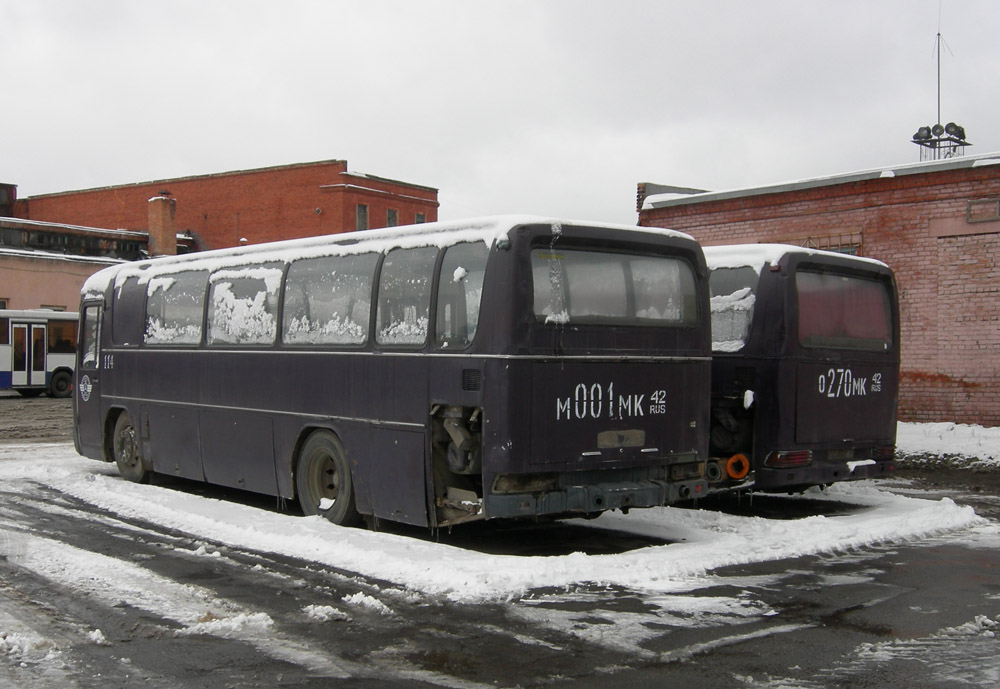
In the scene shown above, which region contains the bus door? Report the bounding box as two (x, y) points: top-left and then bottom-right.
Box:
(11, 322), (47, 388)
(74, 304), (104, 456)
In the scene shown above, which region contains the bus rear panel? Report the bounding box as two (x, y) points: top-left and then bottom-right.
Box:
(705, 245), (899, 493)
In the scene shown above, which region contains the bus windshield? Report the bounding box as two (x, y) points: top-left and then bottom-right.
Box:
(796, 270), (892, 351)
(531, 248), (697, 325)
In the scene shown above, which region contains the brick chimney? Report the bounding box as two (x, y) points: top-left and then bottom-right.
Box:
(147, 195), (177, 255)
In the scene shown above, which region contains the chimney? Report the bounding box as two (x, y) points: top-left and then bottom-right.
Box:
(147, 195), (177, 255)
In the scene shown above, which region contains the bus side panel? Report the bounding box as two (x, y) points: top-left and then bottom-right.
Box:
(361, 427), (428, 527)
(357, 355), (430, 526)
(141, 404), (204, 481)
(795, 361), (899, 445)
(200, 409), (278, 494)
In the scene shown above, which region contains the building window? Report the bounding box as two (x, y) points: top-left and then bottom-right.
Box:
(0, 298), (7, 309)
(356, 204), (369, 231)
(415, 213), (426, 224)
(778, 232), (861, 256)
(387, 209), (398, 227)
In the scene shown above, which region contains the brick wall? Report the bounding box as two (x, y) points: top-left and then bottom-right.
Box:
(16, 160), (439, 251)
(640, 163), (1000, 426)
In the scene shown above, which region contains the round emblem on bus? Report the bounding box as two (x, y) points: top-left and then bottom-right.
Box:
(79, 375), (93, 403)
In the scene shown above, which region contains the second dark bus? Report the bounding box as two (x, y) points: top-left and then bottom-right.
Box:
(704, 244), (899, 493)
(74, 217), (712, 528)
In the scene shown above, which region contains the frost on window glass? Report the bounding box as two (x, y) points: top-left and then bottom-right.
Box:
(207, 265), (282, 346)
(531, 249), (696, 326)
(377, 247), (437, 346)
(282, 253), (377, 346)
(631, 257), (695, 323)
(435, 243), (488, 348)
(709, 266), (759, 352)
(144, 271), (208, 345)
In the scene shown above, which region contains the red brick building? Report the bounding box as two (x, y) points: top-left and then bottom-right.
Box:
(638, 153), (1000, 426)
(12, 159), (439, 253)
(2, 160), (438, 311)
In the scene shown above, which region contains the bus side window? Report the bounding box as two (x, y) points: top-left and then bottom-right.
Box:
(376, 247), (438, 346)
(207, 264), (283, 346)
(112, 276), (145, 347)
(708, 266), (758, 350)
(435, 242), (488, 348)
(283, 253), (378, 346)
(47, 320), (78, 354)
(145, 270), (208, 345)
(80, 306), (101, 369)
(0, 317), (8, 345)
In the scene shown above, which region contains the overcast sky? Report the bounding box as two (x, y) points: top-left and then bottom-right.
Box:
(4, 0), (999, 226)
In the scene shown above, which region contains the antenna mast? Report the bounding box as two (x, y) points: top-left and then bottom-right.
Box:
(911, 29), (970, 161)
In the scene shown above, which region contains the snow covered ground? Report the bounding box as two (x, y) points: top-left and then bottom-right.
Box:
(0, 438), (993, 605)
(3, 427), (1000, 687)
(896, 421), (1000, 469)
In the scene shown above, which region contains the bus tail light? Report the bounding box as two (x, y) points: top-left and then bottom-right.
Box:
(764, 450), (812, 468)
(873, 445), (895, 460)
(725, 453), (751, 480)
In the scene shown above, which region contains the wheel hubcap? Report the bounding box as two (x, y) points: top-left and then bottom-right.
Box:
(116, 427), (137, 467)
(314, 454), (339, 509)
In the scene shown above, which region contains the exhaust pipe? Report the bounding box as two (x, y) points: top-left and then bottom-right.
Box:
(725, 453), (751, 480)
(705, 461), (724, 482)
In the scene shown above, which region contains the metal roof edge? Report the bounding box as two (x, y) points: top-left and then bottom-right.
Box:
(642, 152), (1000, 211)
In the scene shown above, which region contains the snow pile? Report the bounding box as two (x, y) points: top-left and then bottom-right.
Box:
(896, 422), (1000, 471)
(179, 612), (275, 638)
(303, 605), (350, 623)
(1, 630), (62, 664)
(86, 629), (111, 646)
(0, 443), (989, 604)
(341, 593), (394, 616)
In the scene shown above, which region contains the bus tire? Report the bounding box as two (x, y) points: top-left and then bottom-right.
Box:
(49, 370), (72, 398)
(113, 412), (148, 483)
(295, 430), (361, 527)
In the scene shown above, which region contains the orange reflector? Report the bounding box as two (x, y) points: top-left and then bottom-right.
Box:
(726, 453), (751, 480)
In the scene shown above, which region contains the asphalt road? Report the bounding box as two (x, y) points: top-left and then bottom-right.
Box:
(2, 393), (999, 688)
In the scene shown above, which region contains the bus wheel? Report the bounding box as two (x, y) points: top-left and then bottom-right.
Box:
(295, 431), (361, 527)
(113, 412), (148, 483)
(49, 371), (72, 398)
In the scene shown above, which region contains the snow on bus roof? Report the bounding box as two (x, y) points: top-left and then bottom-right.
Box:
(702, 243), (888, 274)
(81, 215), (694, 298)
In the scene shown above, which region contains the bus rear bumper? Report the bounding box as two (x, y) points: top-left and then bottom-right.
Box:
(754, 459), (896, 492)
(485, 478), (707, 519)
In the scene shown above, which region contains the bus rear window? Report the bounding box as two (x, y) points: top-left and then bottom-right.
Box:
(796, 270), (892, 351)
(531, 249), (697, 325)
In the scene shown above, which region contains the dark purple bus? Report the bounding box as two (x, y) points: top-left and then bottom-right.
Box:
(74, 217), (711, 528)
(703, 244), (899, 493)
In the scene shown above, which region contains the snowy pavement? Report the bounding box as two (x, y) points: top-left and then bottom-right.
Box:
(0, 442), (989, 603)
(2, 435), (1000, 687)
